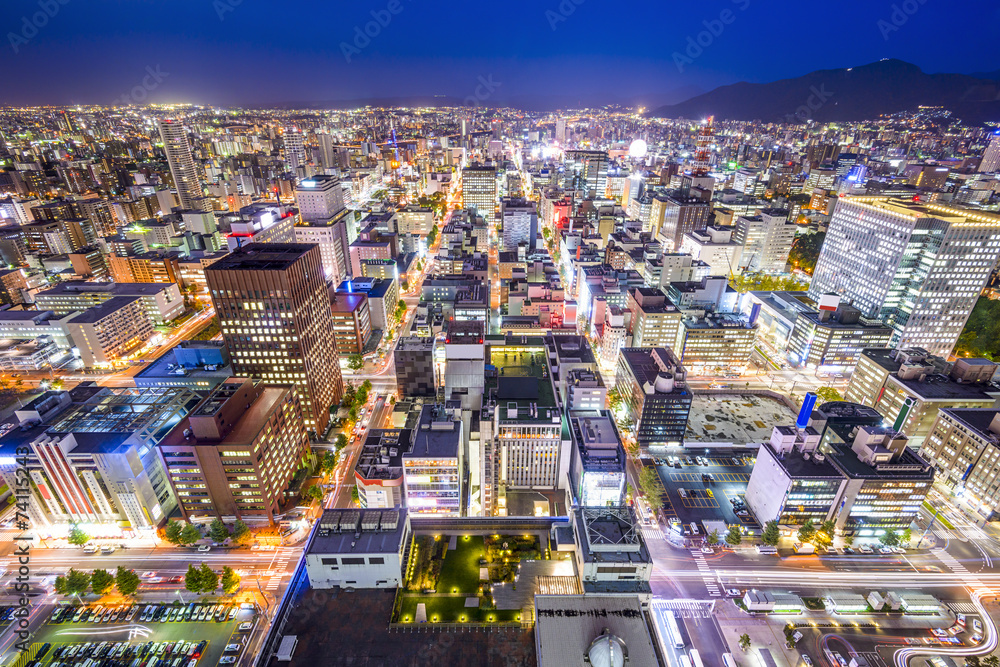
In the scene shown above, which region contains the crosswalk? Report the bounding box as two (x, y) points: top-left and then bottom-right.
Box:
(689, 549), (720, 596)
(641, 527), (664, 543)
(265, 548), (296, 591)
(932, 548), (987, 588)
(652, 599), (713, 618)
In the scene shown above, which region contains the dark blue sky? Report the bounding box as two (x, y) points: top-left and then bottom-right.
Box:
(2, 0), (999, 108)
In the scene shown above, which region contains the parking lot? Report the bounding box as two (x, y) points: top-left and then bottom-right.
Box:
(13, 601), (259, 667)
(648, 450), (761, 533)
(686, 395), (796, 444)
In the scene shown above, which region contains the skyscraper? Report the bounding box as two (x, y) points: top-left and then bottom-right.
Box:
(207, 243), (343, 435)
(809, 197), (1000, 357)
(285, 128), (306, 175)
(156, 119), (207, 212)
(979, 131), (1000, 174)
(461, 164), (498, 221)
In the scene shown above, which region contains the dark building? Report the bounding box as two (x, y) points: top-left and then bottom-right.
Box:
(206, 243), (343, 436)
(394, 336), (436, 398)
(615, 347), (692, 447)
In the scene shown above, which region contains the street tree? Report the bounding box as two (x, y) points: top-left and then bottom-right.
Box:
(900, 528), (912, 545)
(347, 354), (364, 371)
(185, 565), (202, 594)
(198, 563), (219, 592)
(209, 518), (230, 544)
(303, 485), (324, 503)
(982, 657), (998, 667)
(68, 525), (89, 546)
(232, 520), (253, 547)
(320, 450), (338, 475)
(221, 566), (241, 595)
(725, 525), (743, 547)
(116, 567), (140, 596)
(707, 530), (720, 546)
(335, 434), (348, 450)
(815, 520), (836, 547)
(879, 529), (900, 547)
(64, 569), (91, 597)
(815, 386), (842, 403)
(638, 467), (665, 506)
(90, 569), (114, 595)
(350, 486), (359, 505)
(179, 523), (202, 546)
(739, 633), (752, 651)
(797, 518), (816, 544)
(761, 521), (781, 547)
(164, 520), (183, 544)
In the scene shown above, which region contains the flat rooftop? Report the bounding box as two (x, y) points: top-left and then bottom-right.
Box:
(38, 281), (176, 297)
(354, 429), (413, 482)
(68, 296), (144, 324)
(309, 508), (407, 556)
(407, 405), (461, 459)
(761, 441), (842, 479)
(204, 243), (315, 272)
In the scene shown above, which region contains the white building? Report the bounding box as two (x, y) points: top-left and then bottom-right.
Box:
(295, 174), (345, 222)
(305, 509), (410, 589)
(157, 119), (207, 212)
(979, 131), (1000, 174)
(681, 226), (743, 278)
(735, 209), (795, 274)
(809, 197), (1000, 357)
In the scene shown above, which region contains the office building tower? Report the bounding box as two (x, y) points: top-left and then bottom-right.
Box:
(404, 404), (463, 516)
(158, 378), (310, 525)
(461, 164), (497, 221)
(294, 209), (353, 283)
(627, 287), (682, 350)
(919, 408), (1000, 523)
(394, 337), (436, 398)
(157, 119), (207, 212)
(207, 243), (343, 436)
(500, 198), (538, 252)
(655, 193), (712, 252)
(565, 150), (609, 197)
(567, 411), (626, 507)
(734, 209), (795, 274)
(809, 198), (1000, 357)
(615, 347), (692, 448)
(284, 128), (306, 174)
(296, 174), (345, 221)
(786, 298), (893, 371)
(353, 428), (414, 509)
(979, 131), (1000, 173)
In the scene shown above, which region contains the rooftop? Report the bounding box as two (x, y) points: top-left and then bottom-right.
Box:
(68, 296), (144, 324)
(309, 508), (408, 555)
(204, 243), (315, 272)
(938, 409), (1000, 444)
(354, 429), (413, 482)
(407, 404), (462, 459)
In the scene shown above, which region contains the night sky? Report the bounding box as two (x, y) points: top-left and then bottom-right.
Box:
(2, 0), (999, 108)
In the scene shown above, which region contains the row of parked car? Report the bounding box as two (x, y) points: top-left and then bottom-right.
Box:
(24, 638), (207, 667)
(655, 455), (753, 469)
(52, 603), (240, 625)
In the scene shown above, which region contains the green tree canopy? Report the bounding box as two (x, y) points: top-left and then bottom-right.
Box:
(761, 520), (781, 547)
(320, 450), (338, 475)
(91, 569), (114, 595)
(303, 485), (324, 502)
(221, 566), (241, 595)
(725, 525), (743, 546)
(879, 529), (900, 547)
(68, 525), (89, 546)
(232, 520), (253, 547)
(179, 523), (202, 546)
(707, 529), (720, 545)
(64, 569), (91, 597)
(347, 354), (364, 371)
(815, 386), (842, 403)
(198, 563), (219, 593)
(638, 467), (666, 506)
(115, 567), (140, 596)
(164, 520), (183, 544)
(955, 297), (1000, 361)
(797, 518), (816, 544)
(209, 518), (230, 544)
(335, 434), (348, 450)
(739, 633), (752, 651)
(184, 564), (202, 594)
(788, 231), (826, 275)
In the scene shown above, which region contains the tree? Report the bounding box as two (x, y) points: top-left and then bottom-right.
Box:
(966, 657), (981, 667)
(815, 386), (842, 403)
(816, 520), (836, 547)
(68, 525), (89, 546)
(879, 529), (900, 547)
(788, 231), (826, 275)
(347, 354), (364, 371)
(209, 518), (230, 544)
(179, 523), (202, 546)
(427, 224), (438, 246)
(303, 485), (324, 503)
(64, 569), (91, 597)
(164, 520), (183, 544)
(335, 434), (348, 450)
(982, 656), (998, 667)
(185, 564), (203, 594)
(638, 467), (665, 506)
(320, 450), (338, 475)
(54, 576), (67, 596)
(342, 384), (357, 409)
(900, 528), (912, 545)
(115, 567), (140, 597)
(725, 525), (743, 547)
(739, 633), (752, 651)
(232, 520), (253, 547)
(91, 569), (114, 595)
(199, 563), (219, 592)
(762, 520), (781, 547)
(707, 529), (720, 546)
(350, 486), (359, 505)
(797, 518), (816, 544)
(221, 566), (241, 595)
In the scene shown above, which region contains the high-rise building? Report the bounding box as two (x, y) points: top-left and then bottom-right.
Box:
(296, 174), (345, 221)
(461, 164), (497, 221)
(394, 337), (436, 398)
(284, 128), (306, 175)
(809, 198), (1000, 357)
(500, 197), (538, 252)
(734, 209), (795, 274)
(616, 347), (692, 448)
(655, 193), (711, 252)
(158, 378), (310, 525)
(207, 243), (343, 435)
(979, 131), (1000, 174)
(156, 119), (207, 212)
(564, 150), (609, 197)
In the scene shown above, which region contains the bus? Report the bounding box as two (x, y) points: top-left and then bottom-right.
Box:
(680, 656), (693, 667)
(756, 545), (778, 555)
(663, 609), (684, 648)
(723, 654), (736, 667)
(690, 649), (705, 667)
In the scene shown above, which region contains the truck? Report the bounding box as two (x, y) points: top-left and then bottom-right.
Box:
(794, 543), (815, 554)
(276, 636), (298, 662)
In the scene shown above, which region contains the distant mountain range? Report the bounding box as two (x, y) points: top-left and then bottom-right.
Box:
(649, 59), (1000, 124)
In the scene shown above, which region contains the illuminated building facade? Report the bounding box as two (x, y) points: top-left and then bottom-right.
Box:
(615, 347), (692, 448)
